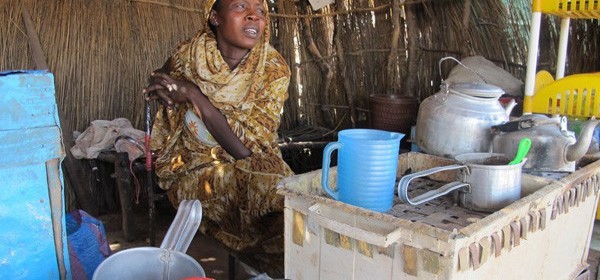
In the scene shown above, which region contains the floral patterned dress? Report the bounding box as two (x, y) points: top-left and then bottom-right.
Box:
(149, 0), (293, 259)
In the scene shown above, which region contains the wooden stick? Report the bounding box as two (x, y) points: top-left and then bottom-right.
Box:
(405, 3), (419, 98)
(271, 0), (429, 19)
(22, 8), (48, 70)
(130, 0), (201, 13)
(272, 4), (392, 19)
(334, 9), (357, 127)
(461, 0), (473, 57)
(387, 0), (401, 94)
(301, 3), (334, 128)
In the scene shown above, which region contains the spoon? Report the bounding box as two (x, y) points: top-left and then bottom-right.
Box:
(508, 137), (532, 165)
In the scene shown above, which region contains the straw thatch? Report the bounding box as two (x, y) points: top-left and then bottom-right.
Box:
(3, 0), (599, 136)
(1, 0), (205, 139)
(1, 0), (599, 211)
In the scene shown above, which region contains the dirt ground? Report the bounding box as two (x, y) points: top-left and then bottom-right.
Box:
(81, 142), (329, 280)
(97, 200), (262, 280)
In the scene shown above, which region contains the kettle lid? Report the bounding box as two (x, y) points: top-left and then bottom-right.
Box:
(449, 83), (504, 99)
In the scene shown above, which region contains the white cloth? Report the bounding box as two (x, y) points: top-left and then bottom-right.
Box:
(70, 118), (145, 160)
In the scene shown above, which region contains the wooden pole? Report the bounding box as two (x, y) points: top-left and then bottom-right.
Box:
(461, 0), (473, 57)
(22, 8), (48, 70)
(387, 0), (402, 95)
(405, 2), (419, 98)
(301, 4), (334, 128)
(334, 10), (356, 127)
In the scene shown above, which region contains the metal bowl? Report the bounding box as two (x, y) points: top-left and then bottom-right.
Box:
(92, 247), (205, 280)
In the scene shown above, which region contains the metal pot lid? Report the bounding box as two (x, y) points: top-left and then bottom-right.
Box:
(449, 83), (504, 99)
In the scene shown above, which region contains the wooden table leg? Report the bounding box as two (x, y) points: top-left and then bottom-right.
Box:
(229, 253), (237, 280)
(114, 152), (135, 242)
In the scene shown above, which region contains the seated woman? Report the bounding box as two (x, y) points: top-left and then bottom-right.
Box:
(143, 0), (293, 275)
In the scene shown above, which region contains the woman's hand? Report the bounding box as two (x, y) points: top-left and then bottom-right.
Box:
(144, 71), (252, 159)
(143, 72), (199, 107)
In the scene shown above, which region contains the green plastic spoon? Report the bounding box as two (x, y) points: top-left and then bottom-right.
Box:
(508, 137), (532, 165)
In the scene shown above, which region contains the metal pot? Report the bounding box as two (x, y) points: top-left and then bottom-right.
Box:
(397, 153), (525, 212)
(415, 83), (515, 158)
(92, 247), (205, 280)
(93, 200), (205, 280)
(491, 114), (600, 172)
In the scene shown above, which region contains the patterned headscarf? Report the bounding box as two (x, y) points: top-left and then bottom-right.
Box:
(168, 0), (274, 111)
(204, 0), (271, 43)
(151, 0), (291, 155)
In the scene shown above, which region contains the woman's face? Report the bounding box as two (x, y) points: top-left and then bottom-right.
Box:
(210, 0), (267, 55)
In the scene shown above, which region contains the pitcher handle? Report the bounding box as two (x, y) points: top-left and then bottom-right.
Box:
(397, 165), (470, 206)
(160, 199), (202, 253)
(321, 142), (342, 200)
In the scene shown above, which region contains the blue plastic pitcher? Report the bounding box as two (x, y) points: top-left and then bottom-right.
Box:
(321, 129), (404, 212)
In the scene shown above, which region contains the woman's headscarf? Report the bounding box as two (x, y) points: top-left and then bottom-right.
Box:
(204, 0), (271, 43)
(167, 0), (275, 111)
(151, 0), (291, 156)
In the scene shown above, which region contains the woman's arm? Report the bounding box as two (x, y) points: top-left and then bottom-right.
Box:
(143, 71), (251, 159)
(186, 89), (251, 159)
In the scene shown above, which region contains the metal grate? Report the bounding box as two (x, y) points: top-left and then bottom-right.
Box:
(389, 178), (487, 231)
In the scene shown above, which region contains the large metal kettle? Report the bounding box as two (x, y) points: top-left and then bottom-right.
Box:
(416, 82), (515, 158)
(491, 114), (600, 172)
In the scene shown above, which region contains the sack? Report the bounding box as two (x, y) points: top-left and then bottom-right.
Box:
(445, 55), (524, 97)
(66, 210), (112, 280)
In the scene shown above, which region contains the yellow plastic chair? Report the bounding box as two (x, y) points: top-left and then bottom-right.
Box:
(533, 70), (555, 93)
(531, 72), (600, 118)
(523, 0), (600, 115)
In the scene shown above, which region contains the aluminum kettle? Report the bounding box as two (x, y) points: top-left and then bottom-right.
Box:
(416, 82), (515, 158)
(491, 114), (600, 172)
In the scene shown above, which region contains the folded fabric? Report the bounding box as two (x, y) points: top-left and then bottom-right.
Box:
(70, 118), (145, 160)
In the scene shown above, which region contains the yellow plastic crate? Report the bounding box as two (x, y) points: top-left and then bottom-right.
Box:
(523, 0), (600, 114)
(537, 0), (600, 18)
(530, 72), (600, 118)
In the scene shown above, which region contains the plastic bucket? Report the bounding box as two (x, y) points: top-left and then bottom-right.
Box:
(321, 129), (404, 212)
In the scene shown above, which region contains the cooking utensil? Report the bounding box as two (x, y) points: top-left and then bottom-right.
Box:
(508, 138), (532, 165)
(160, 200), (203, 253)
(397, 153), (526, 212)
(492, 114), (600, 172)
(92, 200), (205, 280)
(415, 82), (515, 158)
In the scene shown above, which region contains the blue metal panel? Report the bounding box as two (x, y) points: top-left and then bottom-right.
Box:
(0, 71), (70, 279)
(0, 163), (60, 279)
(0, 71), (59, 131)
(0, 126), (64, 167)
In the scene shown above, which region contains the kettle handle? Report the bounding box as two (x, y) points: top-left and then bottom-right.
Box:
(321, 142), (342, 200)
(397, 165), (470, 205)
(438, 56), (487, 84)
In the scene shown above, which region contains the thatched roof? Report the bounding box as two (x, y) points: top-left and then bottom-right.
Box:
(2, 0), (599, 138)
(3, 0), (599, 212)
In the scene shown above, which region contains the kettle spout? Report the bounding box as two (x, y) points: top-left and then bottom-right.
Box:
(566, 118), (600, 162)
(503, 99), (517, 118)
